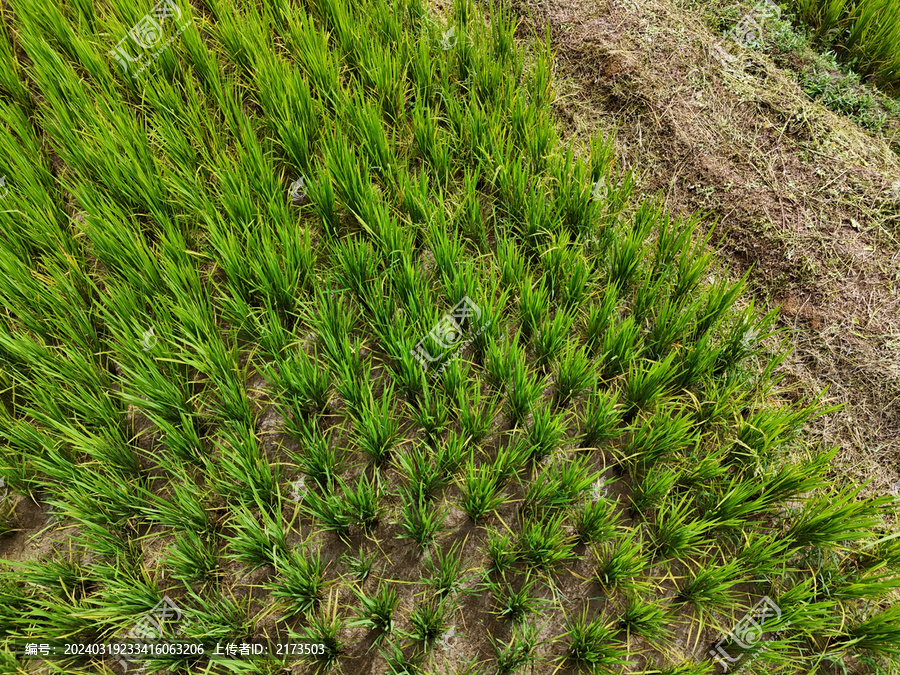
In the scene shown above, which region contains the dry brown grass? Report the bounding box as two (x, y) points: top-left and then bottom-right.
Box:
(509, 0), (900, 504)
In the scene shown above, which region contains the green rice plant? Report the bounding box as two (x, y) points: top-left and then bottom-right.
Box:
(579, 388), (623, 449)
(573, 496), (619, 544)
(165, 530), (221, 586)
(840, 605), (900, 656)
(735, 531), (792, 580)
(262, 347), (332, 420)
(485, 527), (520, 574)
(485, 335), (519, 391)
(342, 473), (383, 534)
(138, 477), (214, 535)
(784, 486), (890, 551)
(397, 493), (448, 550)
(505, 357), (548, 428)
(618, 407), (698, 468)
(407, 385), (450, 447)
(650, 493), (714, 563)
(621, 351), (680, 421)
(457, 454), (506, 523)
(340, 548), (379, 582)
(397, 443), (449, 503)
(533, 308), (576, 370)
(628, 465), (679, 518)
(523, 403), (566, 463)
(599, 315), (642, 380)
(592, 533), (649, 593)
(299, 482), (353, 541)
(457, 389), (500, 446)
(489, 620), (541, 674)
(352, 382), (402, 468)
(423, 541), (472, 598)
(673, 558), (743, 618)
(488, 573), (547, 625)
(521, 455), (594, 516)
(380, 640), (427, 675)
(518, 512), (575, 570)
(553, 343), (595, 408)
(607, 209), (652, 295)
(562, 608), (631, 673)
(496, 236), (528, 290)
(288, 419), (344, 490)
(349, 582), (399, 639)
(227, 503), (289, 570)
(492, 438), (532, 487)
(517, 275), (550, 341)
(268, 546), (327, 618)
(619, 593), (673, 643)
(407, 596), (454, 648)
(297, 592), (345, 671)
(436, 430), (470, 476)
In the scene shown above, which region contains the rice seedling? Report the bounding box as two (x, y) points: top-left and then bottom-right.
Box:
(298, 592), (345, 671)
(593, 533), (649, 593)
(628, 465), (680, 518)
(380, 640), (427, 675)
(268, 546), (328, 618)
(288, 419), (344, 491)
(532, 308), (575, 369)
(485, 527), (520, 574)
(352, 382), (402, 468)
(562, 608), (631, 673)
(423, 542), (472, 599)
(397, 493), (448, 550)
(518, 512), (575, 570)
(619, 593), (673, 643)
(407, 596), (456, 649)
(505, 357), (548, 428)
(553, 343), (595, 408)
(166, 530), (221, 585)
(227, 503), (289, 570)
(573, 495), (619, 544)
(340, 548), (379, 582)
(522, 403), (566, 463)
(650, 493), (715, 564)
(599, 315), (643, 380)
(488, 573), (547, 625)
(488, 620), (542, 674)
(435, 430), (470, 476)
(457, 455), (506, 523)
(349, 582), (399, 639)
(579, 388), (623, 449)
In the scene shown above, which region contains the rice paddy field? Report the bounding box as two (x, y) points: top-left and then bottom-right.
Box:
(0, 0), (898, 673)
